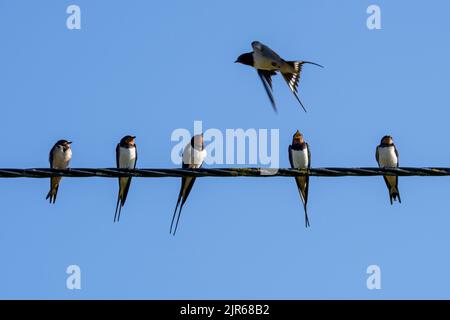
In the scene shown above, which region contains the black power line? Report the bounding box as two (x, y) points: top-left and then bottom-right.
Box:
(0, 167), (449, 178)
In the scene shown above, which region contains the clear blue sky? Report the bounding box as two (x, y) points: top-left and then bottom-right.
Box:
(1, 0), (450, 299)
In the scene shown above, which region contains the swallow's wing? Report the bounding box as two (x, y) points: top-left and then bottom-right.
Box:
(251, 41), (283, 61)
(289, 144), (310, 227)
(301, 143), (311, 206)
(115, 144), (135, 222)
(375, 146), (380, 164)
(382, 176), (394, 204)
(49, 145), (55, 168)
(114, 144), (122, 222)
(294, 173), (309, 202)
(257, 69), (277, 111)
(133, 145), (138, 169)
(120, 176), (132, 207)
(116, 144), (120, 168)
(394, 145), (399, 166)
(393, 144), (400, 202)
(120, 146), (137, 208)
(288, 145), (294, 168)
(46, 145), (58, 203)
(382, 174), (400, 204)
(376, 146), (390, 197)
(180, 177), (196, 209)
(307, 143), (311, 169)
(304, 143), (311, 206)
(382, 176), (392, 188)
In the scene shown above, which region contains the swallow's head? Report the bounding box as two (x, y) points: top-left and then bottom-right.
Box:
(191, 133), (204, 150)
(120, 135), (136, 147)
(56, 140), (72, 151)
(292, 130), (304, 145)
(235, 52), (254, 66)
(381, 135), (393, 145)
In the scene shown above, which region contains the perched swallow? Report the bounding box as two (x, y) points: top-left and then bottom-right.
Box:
(376, 135), (401, 205)
(170, 134), (207, 235)
(114, 135), (138, 222)
(288, 130), (311, 227)
(46, 140), (72, 203)
(235, 41), (323, 112)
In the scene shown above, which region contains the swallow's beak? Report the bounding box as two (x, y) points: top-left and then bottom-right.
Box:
(234, 59), (238, 63)
(132, 136), (136, 139)
(67, 141), (73, 145)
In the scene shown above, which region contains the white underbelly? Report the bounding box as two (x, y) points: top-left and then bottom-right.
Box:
(119, 147), (136, 168)
(53, 149), (71, 169)
(183, 146), (206, 167)
(292, 149), (309, 169)
(378, 146), (397, 167)
(253, 53), (280, 71)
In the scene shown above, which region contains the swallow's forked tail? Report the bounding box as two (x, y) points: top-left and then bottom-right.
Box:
(390, 186), (402, 205)
(282, 60), (323, 113)
(300, 192), (310, 228)
(45, 177), (61, 204)
(45, 188), (57, 204)
(170, 192), (183, 235)
(114, 195), (122, 222)
(304, 204), (310, 228)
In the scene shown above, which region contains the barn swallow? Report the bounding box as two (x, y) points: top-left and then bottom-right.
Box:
(376, 135), (401, 205)
(46, 140), (72, 203)
(114, 135), (137, 222)
(170, 134), (207, 235)
(235, 41), (323, 112)
(288, 130), (311, 227)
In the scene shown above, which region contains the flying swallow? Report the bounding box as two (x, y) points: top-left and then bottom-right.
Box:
(235, 41), (323, 112)
(114, 135), (138, 222)
(170, 134), (207, 235)
(288, 130), (311, 227)
(46, 140), (72, 203)
(376, 135), (401, 205)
